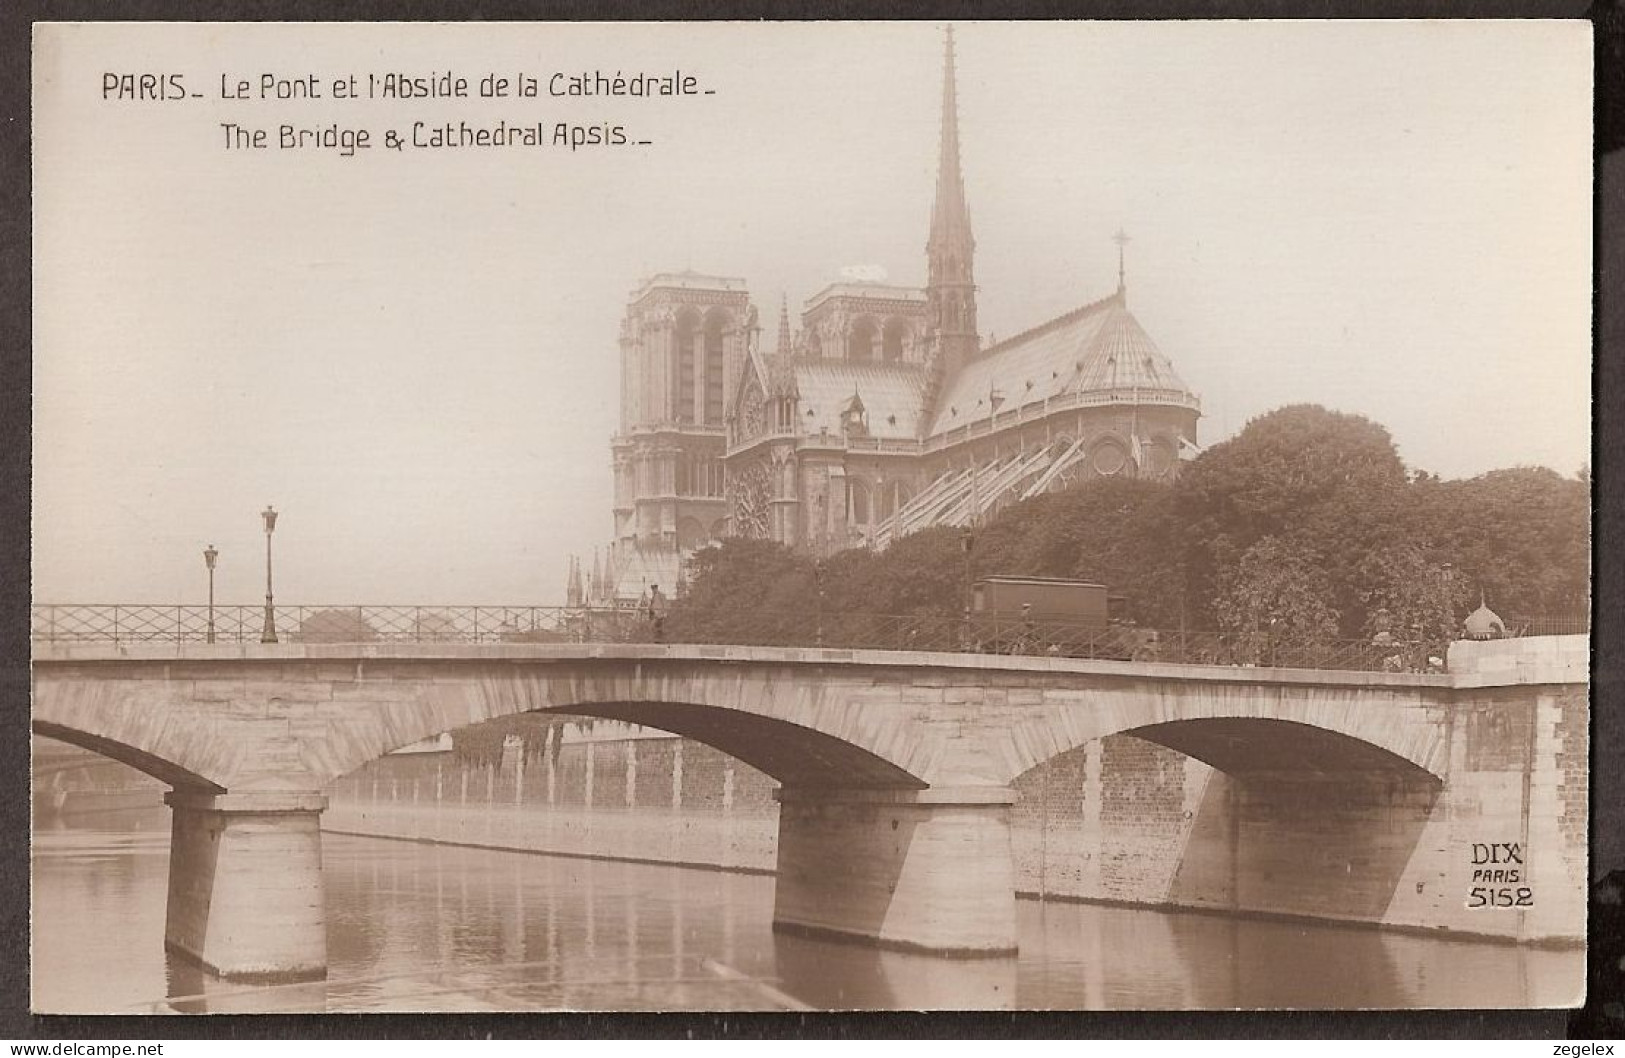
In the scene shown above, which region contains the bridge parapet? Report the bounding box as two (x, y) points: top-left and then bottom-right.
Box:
(1447, 634), (1590, 687)
(30, 638), (1458, 689)
(33, 603), (1587, 675)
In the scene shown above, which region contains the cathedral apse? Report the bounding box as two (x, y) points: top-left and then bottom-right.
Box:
(588, 26), (1202, 604)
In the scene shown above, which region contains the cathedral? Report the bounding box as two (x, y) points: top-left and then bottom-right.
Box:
(574, 27), (1202, 606)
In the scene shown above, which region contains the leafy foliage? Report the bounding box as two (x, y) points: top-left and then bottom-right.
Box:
(1177, 404), (1411, 634)
(1406, 467), (1590, 616)
(1212, 536), (1342, 660)
(667, 538), (816, 644)
(1355, 542), (1472, 645)
(667, 404), (1588, 646)
(293, 608), (378, 643)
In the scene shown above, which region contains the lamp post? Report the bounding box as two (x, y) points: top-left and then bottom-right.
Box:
(814, 561), (825, 648)
(260, 505), (279, 643)
(960, 526), (975, 650)
(203, 544), (218, 643)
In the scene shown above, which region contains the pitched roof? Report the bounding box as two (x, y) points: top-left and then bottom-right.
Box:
(927, 292), (1198, 438)
(609, 542), (683, 602)
(792, 360), (929, 441)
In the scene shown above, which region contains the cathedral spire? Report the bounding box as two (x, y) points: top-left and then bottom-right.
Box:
(930, 26), (971, 257)
(566, 554), (583, 608)
(926, 24), (979, 385)
(777, 294), (793, 355)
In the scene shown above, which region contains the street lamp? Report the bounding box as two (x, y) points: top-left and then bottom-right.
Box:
(203, 544), (218, 643)
(260, 505), (279, 643)
(960, 526), (976, 650)
(814, 562), (825, 648)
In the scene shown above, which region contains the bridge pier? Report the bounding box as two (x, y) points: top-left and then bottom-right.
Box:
(772, 786), (1018, 956)
(163, 790), (328, 982)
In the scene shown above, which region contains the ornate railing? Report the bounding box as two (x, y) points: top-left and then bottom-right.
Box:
(29, 604), (645, 647)
(679, 612), (1453, 673)
(31, 602), (1585, 673)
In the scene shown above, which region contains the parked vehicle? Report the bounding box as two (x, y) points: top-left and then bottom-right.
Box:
(969, 576), (1136, 656)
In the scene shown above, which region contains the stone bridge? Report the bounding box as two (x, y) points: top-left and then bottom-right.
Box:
(31, 636), (1588, 980)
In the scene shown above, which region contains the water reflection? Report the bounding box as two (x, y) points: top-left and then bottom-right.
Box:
(31, 815), (1584, 1013)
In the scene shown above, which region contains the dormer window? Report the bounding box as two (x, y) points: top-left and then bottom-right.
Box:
(839, 391), (868, 438)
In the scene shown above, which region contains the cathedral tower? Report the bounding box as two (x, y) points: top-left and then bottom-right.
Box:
(609, 273), (750, 597)
(925, 26), (979, 387)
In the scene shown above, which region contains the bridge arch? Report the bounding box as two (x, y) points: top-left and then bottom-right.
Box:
(337, 699), (927, 792)
(998, 679), (1449, 787)
(1004, 713), (1447, 926)
(32, 720), (225, 793)
(1123, 717), (1444, 783)
(271, 658), (942, 795)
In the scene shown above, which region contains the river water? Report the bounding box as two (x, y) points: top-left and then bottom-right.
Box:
(30, 810), (1584, 1013)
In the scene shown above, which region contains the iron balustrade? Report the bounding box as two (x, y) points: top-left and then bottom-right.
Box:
(29, 603), (1588, 672)
(29, 604), (646, 647)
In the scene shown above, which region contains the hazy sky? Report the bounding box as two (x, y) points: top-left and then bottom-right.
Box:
(32, 21), (1592, 605)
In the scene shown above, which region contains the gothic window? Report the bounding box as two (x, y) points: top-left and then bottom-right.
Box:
(729, 461), (772, 538)
(882, 318), (906, 361)
(848, 480), (872, 525)
(1146, 439), (1174, 476)
(1090, 441), (1127, 476)
(848, 317), (879, 361)
(706, 457), (725, 497)
(674, 310), (700, 424)
(877, 480), (897, 520)
(704, 309), (728, 424)
(739, 379), (765, 440)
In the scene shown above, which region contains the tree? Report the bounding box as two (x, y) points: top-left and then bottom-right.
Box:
(294, 608), (379, 643)
(1355, 543), (1471, 647)
(822, 526), (966, 618)
(666, 538), (816, 644)
(1407, 467), (1590, 617)
(1178, 404), (1410, 634)
(1212, 536), (1341, 663)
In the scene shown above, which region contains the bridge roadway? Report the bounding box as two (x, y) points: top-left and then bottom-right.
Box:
(31, 635), (1588, 981)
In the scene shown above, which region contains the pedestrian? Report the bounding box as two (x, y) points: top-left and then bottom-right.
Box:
(647, 583), (669, 644)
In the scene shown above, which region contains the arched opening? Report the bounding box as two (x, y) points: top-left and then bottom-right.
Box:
(847, 479), (871, 527)
(673, 310), (701, 424)
(881, 318), (907, 361)
(32, 720), (225, 794)
(30, 731), (175, 832)
(677, 516), (707, 551)
(876, 480), (897, 521)
(316, 701), (975, 988)
(1010, 719), (1442, 925)
(847, 317), (879, 361)
(1144, 436), (1174, 477)
(703, 308), (729, 424)
(329, 700), (926, 816)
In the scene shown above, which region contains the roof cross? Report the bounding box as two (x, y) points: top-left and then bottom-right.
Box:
(1113, 228), (1131, 295)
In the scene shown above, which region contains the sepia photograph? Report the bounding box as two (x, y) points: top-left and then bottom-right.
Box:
(29, 20), (1594, 1014)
